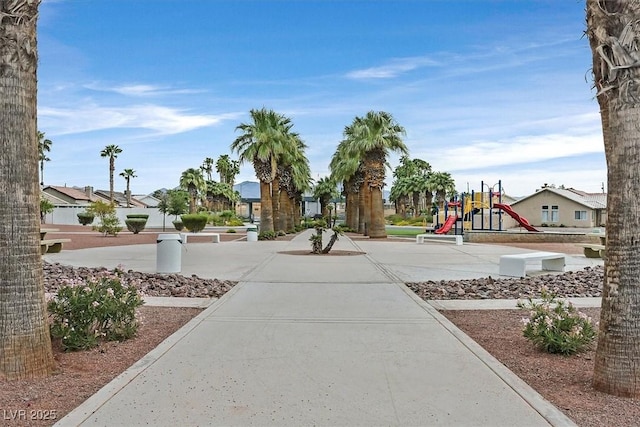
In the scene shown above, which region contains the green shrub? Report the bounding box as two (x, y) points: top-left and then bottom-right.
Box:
(172, 220), (184, 231)
(181, 214), (208, 232)
(227, 228), (236, 233)
(226, 218), (244, 226)
(48, 269), (144, 351)
(220, 210), (235, 219)
(258, 231), (277, 240)
(93, 214), (122, 236)
(77, 212), (95, 226)
(125, 218), (147, 234)
(208, 214), (224, 226)
(517, 287), (596, 355)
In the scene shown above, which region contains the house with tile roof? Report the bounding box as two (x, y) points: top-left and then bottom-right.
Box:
(42, 185), (97, 205)
(510, 187), (607, 228)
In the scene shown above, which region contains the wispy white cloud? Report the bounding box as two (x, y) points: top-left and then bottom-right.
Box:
(39, 104), (241, 136)
(421, 132), (603, 172)
(345, 56), (440, 80)
(84, 83), (205, 97)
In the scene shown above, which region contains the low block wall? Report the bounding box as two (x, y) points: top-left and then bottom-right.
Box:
(465, 231), (590, 244)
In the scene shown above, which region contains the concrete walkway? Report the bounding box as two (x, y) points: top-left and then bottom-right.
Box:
(50, 230), (595, 426)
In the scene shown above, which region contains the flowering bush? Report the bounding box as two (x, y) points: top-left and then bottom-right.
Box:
(517, 287), (596, 355)
(48, 269), (144, 351)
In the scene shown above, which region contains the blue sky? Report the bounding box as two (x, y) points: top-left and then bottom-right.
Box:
(37, 0), (605, 197)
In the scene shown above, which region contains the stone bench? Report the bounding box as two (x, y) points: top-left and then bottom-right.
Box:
(180, 232), (220, 243)
(416, 234), (463, 246)
(40, 238), (71, 254)
(576, 243), (605, 258)
(499, 251), (565, 278)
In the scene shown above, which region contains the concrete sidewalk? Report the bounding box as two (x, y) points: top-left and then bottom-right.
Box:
(52, 230), (588, 426)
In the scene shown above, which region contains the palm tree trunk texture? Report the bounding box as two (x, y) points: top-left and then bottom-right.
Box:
(278, 189), (288, 231)
(588, 0), (640, 398)
(271, 176), (281, 232)
(259, 180), (274, 233)
(358, 184), (366, 234)
(346, 191), (358, 230)
(368, 186), (387, 238)
(0, 0), (55, 380)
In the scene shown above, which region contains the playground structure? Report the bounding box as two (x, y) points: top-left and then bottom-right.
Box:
(433, 180), (539, 235)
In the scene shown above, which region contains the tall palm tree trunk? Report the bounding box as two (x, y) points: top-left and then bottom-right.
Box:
(109, 158), (115, 204)
(277, 188), (288, 231)
(358, 183), (367, 234)
(259, 180), (274, 233)
(271, 176), (281, 232)
(0, 0), (55, 380)
(349, 191), (359, 231)
(588, 0), (640, 397)
(368, 186), (387, 238)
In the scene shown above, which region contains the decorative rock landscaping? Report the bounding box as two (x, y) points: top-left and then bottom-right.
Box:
(44, 261), (604, 301)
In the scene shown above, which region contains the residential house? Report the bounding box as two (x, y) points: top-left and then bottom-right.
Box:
(42, 185), (97, 206)
(510, 187), (606, 228)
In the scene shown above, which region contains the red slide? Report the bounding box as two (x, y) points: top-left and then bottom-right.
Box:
(435, 215), (458, 234)
(493, 203), (539, 232)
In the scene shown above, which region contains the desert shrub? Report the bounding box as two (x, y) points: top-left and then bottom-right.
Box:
(48, 269), (144, 351)
(77, 212), (95, 226)
(181, 214), (208, 232)
(125, 218), (147, 234)
(517, 287), (596, 355)
(93, 214), (122, 236)
(226, 218), (244, 226)
(208, 214), (225, 226)
(258, 231), (277, 240)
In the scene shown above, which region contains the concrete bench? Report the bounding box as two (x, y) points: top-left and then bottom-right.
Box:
(416, 234), (463, 246)
(180, 232), (220, 243)
(40, 238), (71, 254)
(576, 243), (605, 258)
(499, 251), (565, 278)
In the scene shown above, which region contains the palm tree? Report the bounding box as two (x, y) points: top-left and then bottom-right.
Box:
(427, 172), (456, 211)
(201, 157), (214, 181)
(179, 168), (205, 213)
(100, 144), (122, 204)
(587, 0), (640, 398)
(313, 177), (338, 220)
(330, 140), (363, 231)
(119, 168), (137, 208)
(37, 131), (52, 186)
(345, 111), (408, 238)
(0, 1), (55, 379)
(231, 108), (296, 233)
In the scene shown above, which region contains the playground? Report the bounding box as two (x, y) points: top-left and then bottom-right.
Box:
(429, 181), (606, 253)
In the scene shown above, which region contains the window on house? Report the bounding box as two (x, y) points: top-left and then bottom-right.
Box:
(541, 205), (549, 223)
(575, 210), (587, 220)
(551, 205), (559, 223)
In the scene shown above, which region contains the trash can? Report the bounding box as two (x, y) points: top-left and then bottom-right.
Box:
(156, 233), (182, 273)
(246, 226), (258, 242)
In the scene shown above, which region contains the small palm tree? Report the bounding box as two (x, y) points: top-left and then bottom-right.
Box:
(180, 168), (205, 213)
(100, 145), (123, 204)
(38, 131), (52, 186)
(313, 177), (339, 221)
(119, 168), (137, 208)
